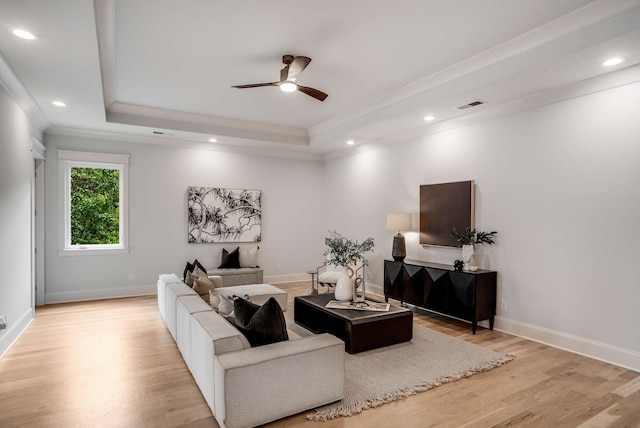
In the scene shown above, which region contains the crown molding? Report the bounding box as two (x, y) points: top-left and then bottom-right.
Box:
(322, 62), (640, 161)
(106, 102), (309, 146)
(45, 125), (323, 162)
(0, 52), (49, 138)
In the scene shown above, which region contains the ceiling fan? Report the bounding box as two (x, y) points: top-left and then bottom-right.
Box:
(231, 55), (328, 101)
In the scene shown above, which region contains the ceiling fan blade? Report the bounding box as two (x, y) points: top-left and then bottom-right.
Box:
(286, 56), (311, 80)
(231, 82), (279, 89)
(297, 85), (328, 101)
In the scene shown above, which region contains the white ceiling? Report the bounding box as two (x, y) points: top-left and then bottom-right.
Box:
(1, 0), (640, 159)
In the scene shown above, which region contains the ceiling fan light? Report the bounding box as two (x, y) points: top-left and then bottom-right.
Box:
(280, 81), (297, 93)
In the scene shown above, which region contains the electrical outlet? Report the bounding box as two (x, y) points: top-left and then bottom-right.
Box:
(128, 274), (134, 281)
(0, 315), (7, 330)
(367, 270), (372, 280)
(276, 265), (282, 272)
(501, 300), (508, 311)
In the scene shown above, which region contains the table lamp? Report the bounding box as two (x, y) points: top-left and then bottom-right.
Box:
(386, 213), (412, 261)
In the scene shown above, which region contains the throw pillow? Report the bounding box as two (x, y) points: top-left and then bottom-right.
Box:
(233, 297), (289, 347)
(239, 246), (259, 268)
(218, 294), (234, 317)
(233, 297), (260, 326)
(182, 261), (195, 282)
(193, 259), (207, 275)
(193, 276), (216, 303)
(219, 247), (240, 268)
(209, 291), (221, 312)
(185, 265), (207, 287)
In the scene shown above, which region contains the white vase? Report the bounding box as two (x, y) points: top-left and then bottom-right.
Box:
(461, 244), (475, 271)
(469, 252), (479, 272)
(335, 271), (354, 301)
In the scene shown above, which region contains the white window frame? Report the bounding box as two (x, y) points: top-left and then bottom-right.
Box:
(58, 150), (130, 256)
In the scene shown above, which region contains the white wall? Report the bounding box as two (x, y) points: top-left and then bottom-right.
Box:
(43, 135), (326, 302)
(0, 85), (34, 357)
(324, 81), (640, 370)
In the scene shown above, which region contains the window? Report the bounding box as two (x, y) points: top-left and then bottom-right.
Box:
(58, 150), (129, 255)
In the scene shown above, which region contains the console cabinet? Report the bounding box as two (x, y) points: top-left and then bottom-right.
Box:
(384, 259), (497, 334)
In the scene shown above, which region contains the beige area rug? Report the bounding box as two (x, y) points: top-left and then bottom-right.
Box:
(291, 322), (513, 421)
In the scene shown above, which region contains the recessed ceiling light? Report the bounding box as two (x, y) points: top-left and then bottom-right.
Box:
(208, 138), (218, 143)
(11, 29), (37, 40)
(346, 140), (355, 146)
(424, 115), (435, 121)
(280, 81), (297, 93)
(51, 101), (66, 107)
(602, 57), (623, 67)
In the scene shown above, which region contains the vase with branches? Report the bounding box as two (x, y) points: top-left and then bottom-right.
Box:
(324, 230), (374, 267)
(323, 231), (374, 300)
(451, 227), (497, 271)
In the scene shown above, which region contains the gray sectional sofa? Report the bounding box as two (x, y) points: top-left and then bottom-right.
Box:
(157, 274), (345, 428)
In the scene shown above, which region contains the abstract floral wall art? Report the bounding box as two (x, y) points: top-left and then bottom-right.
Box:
(188, 187), (261, 243)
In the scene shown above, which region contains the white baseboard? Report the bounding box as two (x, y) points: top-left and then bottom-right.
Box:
(0, 307), (33, 359)
(495, 316), (640, 372)
(365, 283), (640, 371)
(46, 284), (156, 304)
(365, 283), (383, 296)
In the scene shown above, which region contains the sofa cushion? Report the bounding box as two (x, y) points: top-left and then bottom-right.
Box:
(233, 297), (289, 347)
(219, 247), (241, 268)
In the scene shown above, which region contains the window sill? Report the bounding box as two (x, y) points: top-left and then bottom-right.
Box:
(58, 247), (130, 257)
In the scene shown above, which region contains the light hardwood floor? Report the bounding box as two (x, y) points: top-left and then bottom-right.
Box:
(1, 282), (638, 428)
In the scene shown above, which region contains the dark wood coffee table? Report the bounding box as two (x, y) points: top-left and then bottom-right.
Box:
(294, 293), (413, 354)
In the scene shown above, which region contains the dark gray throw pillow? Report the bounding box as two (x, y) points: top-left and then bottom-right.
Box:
(183, 259), (208, 284)
(183, 261), (195, 283)
(193, 258), (207, 274)
(234, 297), (260, 326)
(219, 247), (241, 268)
(233, 297), (288, 347)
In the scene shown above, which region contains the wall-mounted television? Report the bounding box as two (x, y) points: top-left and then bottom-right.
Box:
(420, 180), (475, 247)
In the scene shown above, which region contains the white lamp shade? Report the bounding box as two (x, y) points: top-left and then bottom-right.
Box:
(386, 213), (412, 231)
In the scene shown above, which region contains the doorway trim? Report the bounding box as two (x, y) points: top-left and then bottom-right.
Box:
(31, 137), (46, 307)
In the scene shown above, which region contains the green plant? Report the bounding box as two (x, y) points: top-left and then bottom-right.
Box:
(451, 226), (497, 247)
(324, 230), (374, 266)
(70, 167), (120, 245)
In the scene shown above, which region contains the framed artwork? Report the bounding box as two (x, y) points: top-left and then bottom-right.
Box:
(188, 187), (262, 243)
(419, 180), (474, 247)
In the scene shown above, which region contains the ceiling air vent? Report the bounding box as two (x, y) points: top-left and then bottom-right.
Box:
(455, 100), (486, 110)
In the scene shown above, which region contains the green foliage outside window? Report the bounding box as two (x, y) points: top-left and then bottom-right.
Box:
(70, 167), (120, 245)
